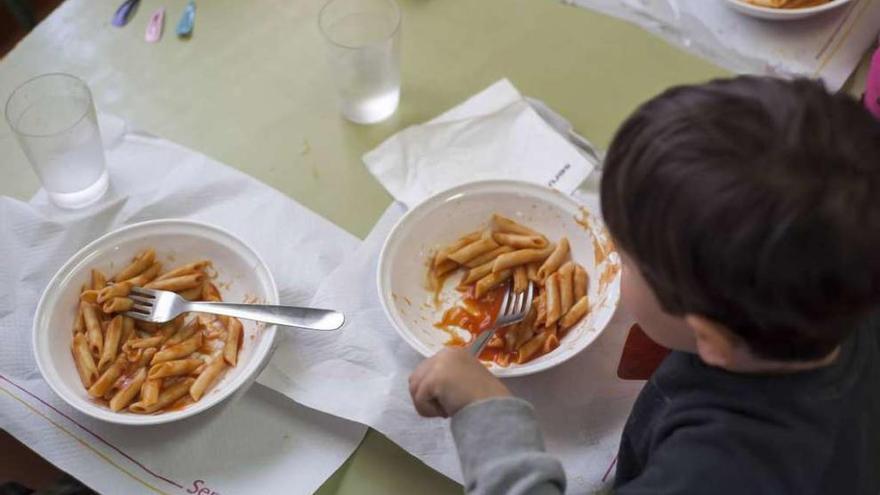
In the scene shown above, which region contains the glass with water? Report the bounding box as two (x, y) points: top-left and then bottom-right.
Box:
(319, 0), (401, 124)
(5, 73), (108, 209)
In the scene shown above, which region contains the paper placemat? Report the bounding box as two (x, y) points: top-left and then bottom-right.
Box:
(0, 118), (367, 494)
(567, 0), (880, 91)
(259, 191), (644, 494)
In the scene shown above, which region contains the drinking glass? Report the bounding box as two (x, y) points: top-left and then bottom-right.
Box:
(5, 73), (109, 209)
(319, 0), (401, 124)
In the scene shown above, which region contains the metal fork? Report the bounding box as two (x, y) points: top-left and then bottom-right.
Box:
(124, 287), (345, 331)
(469, 281), (534, 356)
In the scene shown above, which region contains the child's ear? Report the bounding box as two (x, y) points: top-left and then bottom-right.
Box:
(684, 315), (740, 368)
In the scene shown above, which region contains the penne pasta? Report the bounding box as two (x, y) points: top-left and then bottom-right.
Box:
(545, 272), (562, 327)
(109, 368), (147, 412)
(74, 304), (85, 334)
(135, 319), (161, 333)
(114, 249), (156, 282)
(72, 333), (99, 388)
(125, 335), (165, 350)
(178, 286), (204, 301)
(492, 245), (555, 273)
(516, 332), (548, 364)
(558, 262), (575, 315)
(431, 214), (595, 366)
(72, 250), (239, 415)
(97, 281), (132, 304)
(560, 296), (589, 329)
(127, 347), (158, 370)
(91, 269), (107, 290)
(152, 332), (203, 365)
(574, 264), (588, 301)
(113, 249), (156, 282)
(165, 320), (198, 347)
(140, 378), (161, 406)
(434, 231), (482, 267)
(88, 354), (127, 398)
(201, 281), (222, 302)
(527, 262), (540, 283)
(154, 260), (212, 282)
(130, 378), (194, 414)
(513, 266), (529, 294)
(148, 358), (203, 380)
(490, 214), (540, 237)
(460, 258), (495, 286)
(537, 237), (570, 280)
(224, 318), (243, 366)
(81, 302), (103, 357)
(120, 316), (135, 346)
(98, 315), (123, 371)
(475, 269), (512, 299)
(542, 326), (560, 354)
(535, 290), (547, 327)
(144, 273), (204, 292)
(464, 245), (514, 269)
(492, 233), (548, 250)
(79, 290), (99, 304)
(102, 297), (133, 314)
(190, 354), (227, 401)
(433, 258), (459, 278)
(120, 262), (162, 287)
(447, 238), (500, 265)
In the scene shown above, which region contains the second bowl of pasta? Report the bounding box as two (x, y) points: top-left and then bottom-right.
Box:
(32, 219), (278, 425)
(377, 180), (621, 377)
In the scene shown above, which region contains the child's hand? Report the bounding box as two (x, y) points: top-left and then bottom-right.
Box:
(409, 347), (511, 418)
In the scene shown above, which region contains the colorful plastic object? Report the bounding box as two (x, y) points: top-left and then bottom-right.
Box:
(111, 0), (140, 27)
(177, 1), (196, 37)
(145, 7), (165, 43)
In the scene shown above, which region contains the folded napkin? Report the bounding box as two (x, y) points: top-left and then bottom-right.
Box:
(363, 79), (599, 208)
(260, 82), (643, 493)
(0, 117), (366, 495)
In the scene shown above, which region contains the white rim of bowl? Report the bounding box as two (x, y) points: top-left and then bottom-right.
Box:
(31, 218), (279, 425)
(727, 0), (853, 16)
(376, 179), (621, 378)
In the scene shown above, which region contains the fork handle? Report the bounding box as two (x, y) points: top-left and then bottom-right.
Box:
(185, 302), (344, 331)
(469, 330), (497, 356)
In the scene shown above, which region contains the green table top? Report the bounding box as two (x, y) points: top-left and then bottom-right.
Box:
(0, 0), (869, 493)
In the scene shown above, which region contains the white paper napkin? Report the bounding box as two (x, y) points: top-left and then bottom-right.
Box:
(567, 0), (880, 91)
(0, 117), (367, 495)
(259, 199), (644, 494)
(363, 79), (599, 208)
(261, 83), (642, 491)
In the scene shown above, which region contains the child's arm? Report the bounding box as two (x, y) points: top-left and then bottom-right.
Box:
(410, 348), (566, 495)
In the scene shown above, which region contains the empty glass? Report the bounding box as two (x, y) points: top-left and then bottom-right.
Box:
(5, 73), (109, 209)
(319, 0), (401, 124)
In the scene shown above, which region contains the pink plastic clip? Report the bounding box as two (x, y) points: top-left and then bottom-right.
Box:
(864, 40), (880, 121)
(145, 7), (165, 43)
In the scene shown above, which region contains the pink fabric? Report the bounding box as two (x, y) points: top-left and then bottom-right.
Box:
(865, 43), (880, 120)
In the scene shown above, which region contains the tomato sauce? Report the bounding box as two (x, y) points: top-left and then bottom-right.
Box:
(435, 285), (519, 363)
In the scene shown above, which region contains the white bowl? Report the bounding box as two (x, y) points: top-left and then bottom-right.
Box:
(32, 219), (279, 425)
(722, 0), (853, 20)
(377, 180), (621, 378)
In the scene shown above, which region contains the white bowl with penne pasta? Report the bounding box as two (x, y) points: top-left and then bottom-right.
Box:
(723, 0), (853, 20)
(32, 219), (279, 425)
(377, 180), (621, 377)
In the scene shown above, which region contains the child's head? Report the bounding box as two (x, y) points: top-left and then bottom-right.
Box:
(601, 76), (880, 367)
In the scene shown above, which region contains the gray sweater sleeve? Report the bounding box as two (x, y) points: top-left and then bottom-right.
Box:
(450, 397), (566, 495)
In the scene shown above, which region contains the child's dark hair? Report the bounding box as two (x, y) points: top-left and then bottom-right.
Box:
(601, 76), (880, 361)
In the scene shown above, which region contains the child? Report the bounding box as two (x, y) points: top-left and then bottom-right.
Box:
(409, 76), (880, 494)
